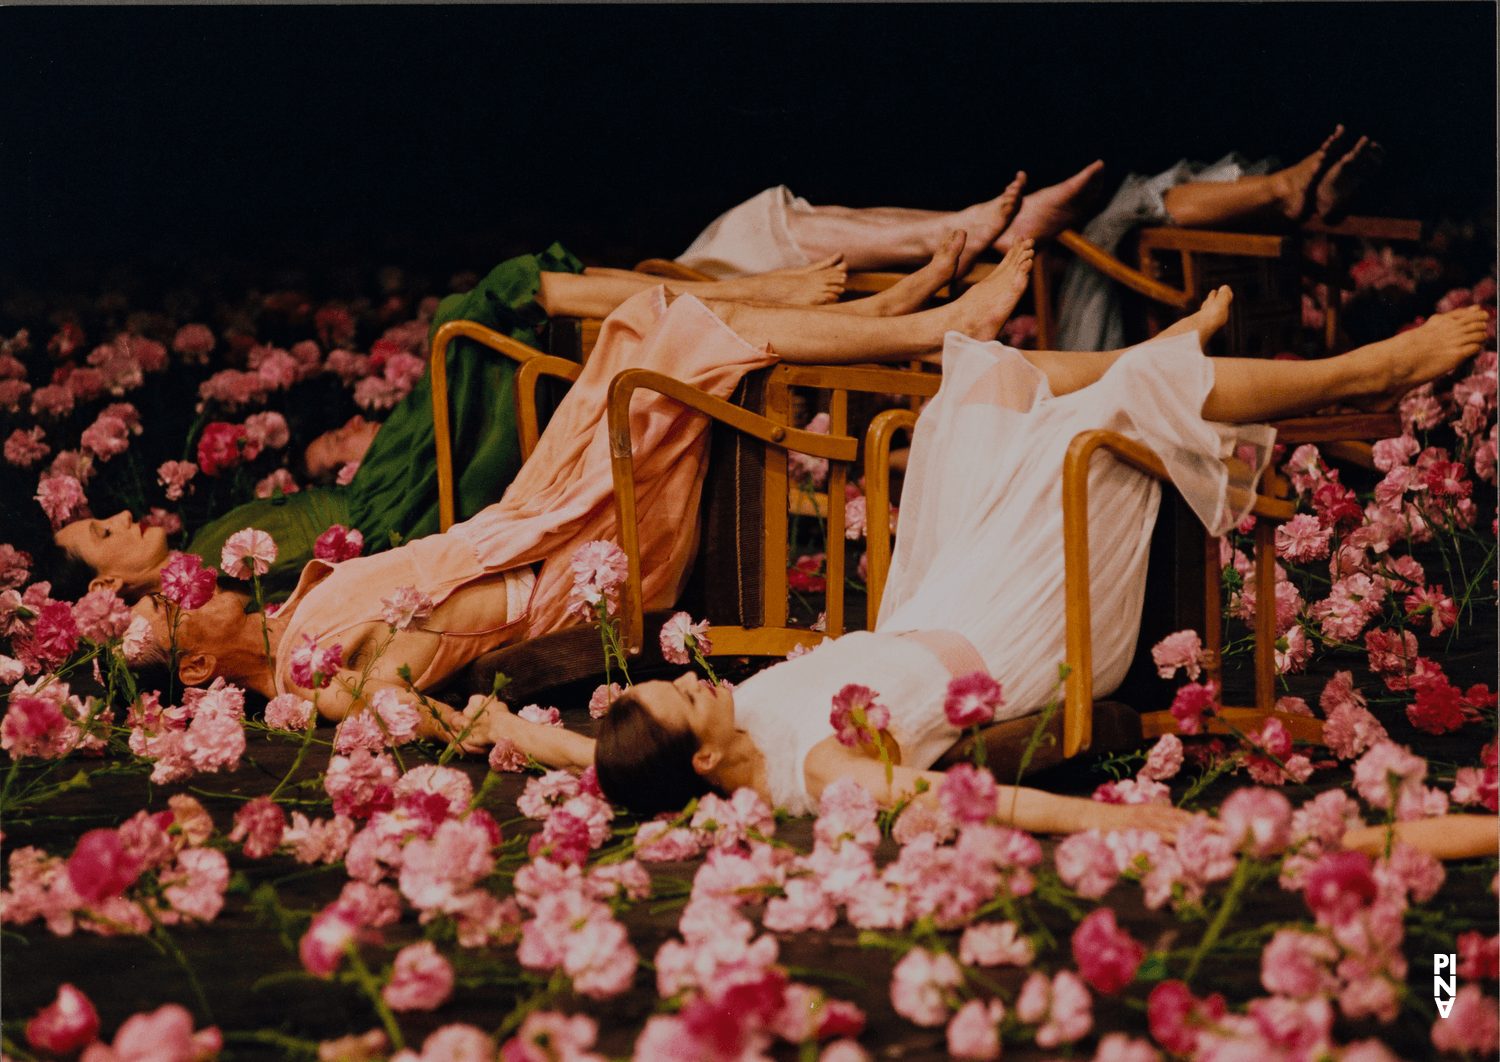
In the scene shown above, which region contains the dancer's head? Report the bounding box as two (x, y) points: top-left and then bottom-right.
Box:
(53, 510), (171, 601)
(303, 415), (380, 484)
(594, 673), (735, 816)
(130, 585), (259, 689)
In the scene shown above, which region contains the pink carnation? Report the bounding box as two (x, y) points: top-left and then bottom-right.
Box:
(157, 461), (198, 501)
(264, 694), (316, 731)
(889, 947), (963, 1027)
(1071, 907), (1145, 995)
(938, 763), (998, 824)
(829, 684), (890, 748)
(254, 469), (299, 498)
(220, 528), (277, 580)
(5, 427), (49, 468)
(380, 586), (434, 630)
(173, 324), (215, 360)
(229, 797), (286, 859)
(382, 941), (454, 1011)
(26, 983), (101, 1055)
(35, 474), (88, 528)
(1151, 630), (1205, 680)
(943, 670), (1004, 728)
(72, 589), (133, 643)
(314, 525), (363, 562)
(1168, 680), (1218, 735)
(946, 999), (1005, 1061)
(659, 611), (711, 665)
(588, 682), (623, 719)
(196, 423), (248, 476)
(160, 552), (217, 610)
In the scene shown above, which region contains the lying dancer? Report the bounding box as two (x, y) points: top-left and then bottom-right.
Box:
(678, 127), (1380, 351)
(52, 245), (857, 604)
(447, 292), (1490, 846)
(123, 239), (1046, 735)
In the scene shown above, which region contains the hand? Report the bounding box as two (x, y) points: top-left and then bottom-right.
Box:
(422, 696), (508, 754)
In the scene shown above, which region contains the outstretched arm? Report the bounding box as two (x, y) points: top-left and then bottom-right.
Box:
(801, 737), (1192, 840)
(443, 694), (596, 771)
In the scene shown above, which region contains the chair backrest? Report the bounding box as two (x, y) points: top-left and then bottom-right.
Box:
(1032, 215), (1423, 356)
(429, 320), (567, 533)
(609, 362), (942, 661)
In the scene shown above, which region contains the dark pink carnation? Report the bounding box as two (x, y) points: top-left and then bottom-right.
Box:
(943, 670), (1005, 729)
(1071, 907), (1145, 995)
(159, 552), (216, 611)
(67, 828), (144, 904)
(314, 525), (363, 562)
(26, 984), (100, 1055)
(196, 423), (248, 476)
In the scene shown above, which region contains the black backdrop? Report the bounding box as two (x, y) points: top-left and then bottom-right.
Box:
(3, 3), (1496, 290)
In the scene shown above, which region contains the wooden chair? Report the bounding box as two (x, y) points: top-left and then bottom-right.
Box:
(1031, 215), (1423, 356)
(608, 362), (944, 661)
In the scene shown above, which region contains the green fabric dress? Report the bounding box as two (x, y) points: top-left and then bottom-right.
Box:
(186, 243), (584, 603)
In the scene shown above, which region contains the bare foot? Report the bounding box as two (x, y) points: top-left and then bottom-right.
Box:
(838, 230), (968, 317)
(995, 161), (1107, 251)
(1315, 135), (1383, 225)
(1157, 285), (1234, 348)
(1269, 126), (1346, 222)
(950, 172), (1026, 276)
(1348, 306), (1490, 411)
(713, 257), (848, 306)
(759, 253), (848, 279)
(945, 238), (1034, 341)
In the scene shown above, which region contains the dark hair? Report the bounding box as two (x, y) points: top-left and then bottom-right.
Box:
(11, 510), (96, 603)
(594, 688), (717, 818)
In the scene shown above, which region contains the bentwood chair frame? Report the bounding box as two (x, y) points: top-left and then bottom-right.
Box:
(608, 362), (942, 661)
(860, 405), (1400, 761)
(1031, 215), (1424, 356)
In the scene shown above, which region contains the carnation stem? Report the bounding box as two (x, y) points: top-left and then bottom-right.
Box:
(268, 709), (319, 802)
(343, 942), (405, 1052)
(690, 640), (720, 686)
(251, 572), (273, 670)
(145, 904), (215, 1024)
(1183, 852), (1253, 983)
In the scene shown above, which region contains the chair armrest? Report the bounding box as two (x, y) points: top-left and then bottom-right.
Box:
(514, 355), (583, 462)
(607, 368), (858, 655)
(1057, 230), (1196, 310)
(863, 408), (918, 628)
(430, 321), (548, 532)
(632, 259), (716, 282)
(1060, 429), (1294, 757)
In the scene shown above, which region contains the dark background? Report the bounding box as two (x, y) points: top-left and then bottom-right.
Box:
(3, 3), (1496, 293)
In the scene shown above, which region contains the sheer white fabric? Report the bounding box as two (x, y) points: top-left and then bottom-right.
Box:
(732, 631), (961, 817)
(675, 186), (814, 279)
(876, 329), (1273, 718)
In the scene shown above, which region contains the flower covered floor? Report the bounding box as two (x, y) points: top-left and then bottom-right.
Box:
(4, 608), (1497, 1062)
(2, 233), (1499, 1062)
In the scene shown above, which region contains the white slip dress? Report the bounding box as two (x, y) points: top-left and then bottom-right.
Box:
(732, 329), (1274, 815)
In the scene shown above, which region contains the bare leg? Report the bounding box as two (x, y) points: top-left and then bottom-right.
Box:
(994, 160), (1108, 250)
(783, 173), (1028, 271)
(1014, 290), (1487, 421)
(700, 240), (1035, 362)
(1202, 301), (1490, 422)
(830, 230), (968, 317)
(535, 261), (848, 319)
(1160, 126), (1380, 229)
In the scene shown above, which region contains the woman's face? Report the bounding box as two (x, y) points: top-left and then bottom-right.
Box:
(635, 672), (737, 750)
(130, 588), (246, 658)
(55, 510), (170, 587)
(304, 415), (380, 481)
